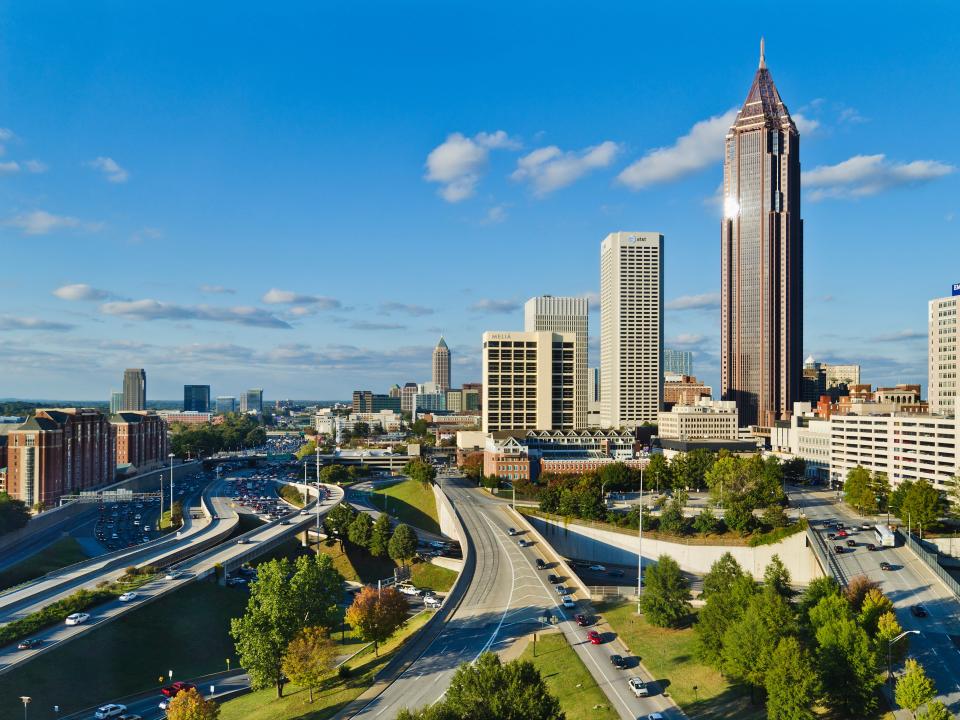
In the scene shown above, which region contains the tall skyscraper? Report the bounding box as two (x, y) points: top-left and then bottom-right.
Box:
(663, 349), (693, 376)
(721, 41), (803, 428)
(525, 296), (588, 429)
(122, 368), (146, 411)
(482, 331), (576, 433)
(109, 391), (124, 414)
(216, 396), (237, 414)
(599, 232), (664, 428)
(183, 385), (211, 413)
(241, 388), (264, 414)
(432, 337), (451, 392)
(929, 288), (959, 416)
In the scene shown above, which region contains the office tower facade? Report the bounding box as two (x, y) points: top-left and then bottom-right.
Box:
(183, 384), (211, 413)
(122, 368), (146, 411)
(599, 232), (664, 428)
(353, 390), (373, 414)
(824, 364), (860, 391)
(216, 396), (237, 413)
(432, 337), (451, 392)
(241, 388), (264, 414)
(663, 349), (693, 377)
(929, 291), (959, 416)
(109, 391), (124, 414)
(461, 382), (482, 413)
(721, 41), (803, 428)
(389, 384), (402, 398)
(482, 331), (576, 433)
(524, 296), (588, 429)
(400, 382), (418, 414)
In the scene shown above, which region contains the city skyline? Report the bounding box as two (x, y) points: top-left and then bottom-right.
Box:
(1, 4), (958, 400)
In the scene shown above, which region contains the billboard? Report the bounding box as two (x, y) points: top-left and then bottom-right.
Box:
(954, 283), (960, 296)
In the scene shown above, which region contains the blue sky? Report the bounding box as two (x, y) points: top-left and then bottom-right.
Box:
(2, 1), (958, 401)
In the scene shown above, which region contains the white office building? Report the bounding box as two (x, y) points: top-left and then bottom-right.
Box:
(657, 399), (739, 441)
(525, 296), (588, 429)
(929, 291), (959, 416)
(600, 232), (663, 428)
(770, 402), (831, 481)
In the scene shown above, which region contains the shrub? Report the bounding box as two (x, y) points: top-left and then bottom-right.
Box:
(338, 664), (351, 679)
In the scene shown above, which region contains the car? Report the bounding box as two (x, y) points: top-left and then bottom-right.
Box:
(547, 574), (560, 584)
(280, 520), (290, 526)
(94, 704), (127, 719)
(575, 613), (590, 627)
(161, 681), (195, 697)
(880, 561), (893, 571)
(165, 570), (183, 580)
(518, 539), (529, 548)
(866, 543), (877, 551)
(646, 714), (665, 720)
(861, 523), (871, 530)
(588, 564), (606, 572)
(508, 528), (517, 536)
(398, 584), (421, 597)
(425, 595), (443, 608)
(610, 654), (626, 669)
(237, 537), (250, 545)
(561, 596), (576, 609)
(65, 612), (90, 626)
(17, 638), (40, 650)
(118, 591), (138, 602)
(227, 577), (248, 587)
(910, 604), (928, 618)
(587, 630), (602, 644)
(846, 539), (856, 547)
(428, 540), (447, 549)
(834, 546), (845, 554)
(628, 677), (650, 697)
(555, 584), (568, 595)
(836, 530), (849, 538)
(827, 532), (836, 539)
(535, 558), (546, 569)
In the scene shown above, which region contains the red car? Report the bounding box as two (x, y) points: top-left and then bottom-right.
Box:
(836, 530), (848, 538)
(161, 681), (195, 698)
(587, 630), (602, 645)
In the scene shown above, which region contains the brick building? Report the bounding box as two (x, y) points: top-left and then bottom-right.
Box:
(111, 411), (168, 470)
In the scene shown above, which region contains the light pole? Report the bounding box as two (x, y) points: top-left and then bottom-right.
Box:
(168, 453), (175, 519)
(887, 630), (919, 684)
(637, 461), (644, 614)
(19, 696), (30, 720)
(315, 446), (321, 536)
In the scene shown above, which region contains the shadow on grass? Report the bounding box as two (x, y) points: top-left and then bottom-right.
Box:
(680, 683), (763, 720)
(370, 493), (439, 536)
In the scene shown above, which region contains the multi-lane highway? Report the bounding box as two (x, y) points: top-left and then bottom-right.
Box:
(791, 485), (960, 713)
(350, 475), (680, 720)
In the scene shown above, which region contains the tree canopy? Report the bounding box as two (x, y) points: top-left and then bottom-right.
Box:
(345, 586), (409, 655)
(640, 554), (691, 628)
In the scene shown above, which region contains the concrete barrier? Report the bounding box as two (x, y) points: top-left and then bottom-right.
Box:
(505, 506), (592, 599)
(431, 482), (460, 540)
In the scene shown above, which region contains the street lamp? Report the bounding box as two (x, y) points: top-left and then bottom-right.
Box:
(315, 445), (322, 536)
(19, 696), (30, 720)
(168, 453), (175, 519)
(637, 460), (644, 614)
(887, 630), (920, 684)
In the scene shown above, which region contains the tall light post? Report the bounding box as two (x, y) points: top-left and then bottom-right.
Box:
(315, 445), (321, 536)
(637, 461), (644, 614)
(887, 630), (919, 684)
(19, 696), (30, 720)
(168, 453), (175, 519)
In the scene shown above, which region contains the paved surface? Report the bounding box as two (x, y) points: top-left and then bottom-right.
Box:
(349, 476), (681, 720)
(791, 485), (960, 715)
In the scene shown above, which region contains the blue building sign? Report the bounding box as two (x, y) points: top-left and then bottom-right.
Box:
(954, 282), (960, 296)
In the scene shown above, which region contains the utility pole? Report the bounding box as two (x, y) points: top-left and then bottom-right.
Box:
(638, 459), (644, 614)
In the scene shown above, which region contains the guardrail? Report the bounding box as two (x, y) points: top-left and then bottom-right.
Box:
(806, 525), (848, 587)
(904, 531), (960, 599)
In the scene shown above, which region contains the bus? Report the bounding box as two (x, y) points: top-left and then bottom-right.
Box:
(874, 524), (897, 548)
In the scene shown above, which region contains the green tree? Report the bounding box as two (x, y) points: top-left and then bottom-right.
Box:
(705, 456), (742, 507)
(701, 551), (746, 599)
(869, 471), (891, 512)
(282, 627), (338, 703)
(658, 498), (686, 535)
(166, 687), (220, 720)
(370, 513), (392, 558)
(693, 507), (720, 535)
(348, 512), (374, 549)
(890, 479), (915, 516)
(639, 554), (691, 628)
(798, 576), (840, 615)
(319, 464), (350, 485)
(398, 652), (563, 720)
(290, 552), (344, 629)
(812, 597), (880, 717)
(917, 701), (952, 720)
(762, 504), (789, 529)
(598, 462), (631, 492)
(901, 479), (943, 531)
(324, 502), (356, 548)
(388, 523), (418, 565)
(858, 587), (894, 636)
(295, 440), (317, 460)
(404, 459), (437, 485)
(844, 466), (875, 515)
(345, 585), (409, 655)
(0, 493), (31, 535)
(724, 501), (754, 534)
(895, 658), (937, 718)
(722, 588), (797, 699)
(781, 457), (807, 484)
(876, 611), (909, 668)
(763, 554), (792, 598)
(765, 636), (819, 720)
(646, 453), (672, 494)
(696, 567), (755, 668)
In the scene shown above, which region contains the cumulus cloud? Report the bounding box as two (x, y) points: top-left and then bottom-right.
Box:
(100, 299), (292, 329)
(512, 141), (620, 196)
(618, 109), (737, 189)
(666, 293), (721, 311)
(424, 130), (520, 202)
(87, 156), (129, 183)
(24, 160), (47, 174)
(469, 298), (520, 314)
(6, 210), (101, 236)
(871, 329), (927, 343)
(53, 283), (113, 301)
(803, 154), (955, 200)
(792, 113), (820, 135)
(380, 302), (434, 317)
(482, 205), (508, 225)
(0, 315), (74, 331)
(261, 289), (342, 309)
(0, 161), (19, 175)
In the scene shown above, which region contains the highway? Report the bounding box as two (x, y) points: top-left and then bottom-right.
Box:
(350, 475), (680, 720)
(791, 485), (960, 714)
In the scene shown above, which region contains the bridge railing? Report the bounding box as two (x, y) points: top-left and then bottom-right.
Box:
(806, 525), (848, 586)
(903, 531), (960, 599)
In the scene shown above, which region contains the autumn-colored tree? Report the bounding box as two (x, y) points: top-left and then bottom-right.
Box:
(345, 586), (409, 655)
(843, 574), (881, 613)
(166, 688), (219, 720)
(282, 627), (339, 703)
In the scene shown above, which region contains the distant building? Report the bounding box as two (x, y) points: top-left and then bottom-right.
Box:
(587, 367), (601, 427)
(657, 399), (739, 441)
(183, 385), (211, 413)
(929, 290), (959, 416)
(663, 375), (712, 409)
(801, 358), (859, 403)
(462, 383), (482, 413)
(216, 396), (237, 414)
(771, 403), (831, 482)
(109, 391), (124, 414)
(388, 384), (402, 399)
(157, 410), (214, 425)
(401, 383), (418, 414)
(663, 349), (693, 376)
(432, 337), (451, 392)
(111, 411), (167, 470)
(122, 368), (146, 411)
(816, 384), (927, 418)
(482, 429), (640, 481)
(445, 389), (463, 413)
(6, 408), (116, 507)
(414, 391), (447, 413)
(352, 391), (400, 414)
(825, 364), (860, 391)
(241, 389), (264, 414)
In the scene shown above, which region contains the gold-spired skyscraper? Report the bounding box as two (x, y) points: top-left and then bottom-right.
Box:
(721, 40), (803, 427)
(432, 336), (451, 392)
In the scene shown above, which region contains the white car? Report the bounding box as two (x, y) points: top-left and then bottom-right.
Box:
(628, 677), (650, 697)
(165, 570), (183, 580)
(65, 612), (90, 626)
(424, 595), (442, 608)
(646, 715), (664, 720)
(397, 584), (421, 597)
(561, 596), (576, 609)
(118, 591), (138, 602)
(588, 564), (606, 572)
(94, 704), (127, 719)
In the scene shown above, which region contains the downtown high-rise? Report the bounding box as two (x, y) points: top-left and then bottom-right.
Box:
(721, 41), (803, 428)
(432, 337), (451, 392)
(929, 288), (959, 416)
(122, 368), (146, 411)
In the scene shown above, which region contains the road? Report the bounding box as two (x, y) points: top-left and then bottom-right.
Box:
(350, 476), (680, 720)
(791, 485), (960, 714)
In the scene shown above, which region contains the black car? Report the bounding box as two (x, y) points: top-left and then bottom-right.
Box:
(535, 558), (546, 570)
(866, 543), (877, 551)
(610, 654), (626, 669)
(827, 532), (836, 539)
(17, 638), (40, 650)
(910, 604), (928, 618)
(846, 539), (856, 547)
(880, 561), (892, 571)
(575, 613), (591, 627)
(547, 574), (560, 584)
(834, 545), (845, 554)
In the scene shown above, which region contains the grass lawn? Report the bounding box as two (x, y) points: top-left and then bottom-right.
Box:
(519, 632), (618, 720)
(0, 581), (250, 718)
(368, 479), (440, 535)
(314, 541), (456, 593)
(219, 611), (431, 720)
(409, 562), (456, 592)
(0, 536), (90, 591)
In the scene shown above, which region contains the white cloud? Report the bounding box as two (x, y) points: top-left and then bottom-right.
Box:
(380, 302), (434, 317)
(469, 298), (520, 314)
(199, 284), (236, 295)
(100, 299), (292, 329)
(482, 205), (508, 224)
(53, 283), (112, 301)
(666, 333), (708, 349)
(130, 227), (163, 243)
(803, 154), (955, 200)
(512, 141), (620, 196)
(24, 160), (47, 174)
(0, 161), (19, 175)
(0, 315), (74, 331)
(87, 156), (129, 183)
(261, 288), (342, 309)
(617, 109), (737, 190)
(792, 113), (820, 135)
(666, 293), (721, 311)
(7, 210), (100, 236)
(871, 329), (927, 342)
(424, 130), (519, 202)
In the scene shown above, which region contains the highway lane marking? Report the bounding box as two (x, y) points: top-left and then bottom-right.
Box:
(475, 513), (519, 658)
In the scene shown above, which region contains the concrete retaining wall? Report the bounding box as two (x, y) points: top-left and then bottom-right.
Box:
(431, 483), (460, 541)
(526, 515), (823, 584)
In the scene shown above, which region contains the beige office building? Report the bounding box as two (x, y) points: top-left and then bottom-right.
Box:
(929, 292), (959, 416)
(599, 232), (663, 428)
(658, 399), (739, 441)
(482, 331), (576, 433)
(524, 296), (588, 429)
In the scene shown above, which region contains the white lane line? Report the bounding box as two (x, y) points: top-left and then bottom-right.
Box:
(475, 513), (518, 658)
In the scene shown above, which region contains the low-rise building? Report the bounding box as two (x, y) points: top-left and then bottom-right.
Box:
(657, 399), (739, 441)
(663, 374), (712, 409)
(111, 411), (168, 471)
(481, 428), (640, 481)
(770, 402), (831, 481)
(157, 410), (214, 425)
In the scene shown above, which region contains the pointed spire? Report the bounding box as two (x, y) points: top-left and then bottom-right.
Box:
(759, 37), (766, 69)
